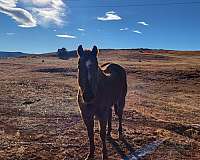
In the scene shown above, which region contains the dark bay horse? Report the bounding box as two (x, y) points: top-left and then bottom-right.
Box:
(77, 45), (127, 159)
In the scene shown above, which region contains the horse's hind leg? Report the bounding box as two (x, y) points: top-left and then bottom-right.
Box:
(107, 108), (112, 137)
(114, 97), (125, 139)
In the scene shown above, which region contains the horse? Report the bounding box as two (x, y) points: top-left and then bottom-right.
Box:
(77, 45), (127, 159)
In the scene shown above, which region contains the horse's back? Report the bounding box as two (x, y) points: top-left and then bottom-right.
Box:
(101, 63), (126, 75)
(101, 63), (127, 98)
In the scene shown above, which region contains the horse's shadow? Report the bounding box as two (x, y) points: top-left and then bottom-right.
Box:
(107, 136), (135, 159)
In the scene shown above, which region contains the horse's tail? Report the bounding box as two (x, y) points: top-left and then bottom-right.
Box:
(115, 71), (127, 114)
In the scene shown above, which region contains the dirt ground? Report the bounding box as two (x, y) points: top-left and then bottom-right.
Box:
(0, 50), (200, 159)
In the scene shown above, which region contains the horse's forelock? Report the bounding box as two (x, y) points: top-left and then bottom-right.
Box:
(84, 49), (92, 55)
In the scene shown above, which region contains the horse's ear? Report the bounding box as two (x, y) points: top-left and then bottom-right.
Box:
(92, 45), (98, 56)
(77, 45), (84, 57)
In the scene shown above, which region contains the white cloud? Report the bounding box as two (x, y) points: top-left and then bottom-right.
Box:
(0, 0), (66, 28)
(0, 0), (17, 7)
(21, 0), (51, 6)
(24, 0), (66, 26)
(120, 28), (129, 31)
(0, 1), (37, 28)
(133, 30), (142, 34)
(137, 21), (149, 26)
(32, 7), (64, 26)
(97, 11), (121, 21)
(56, 34), (76, 39)
(77, 28), (85, 31)
(106, 11), (115, 14)
(6, 32), (16, 35)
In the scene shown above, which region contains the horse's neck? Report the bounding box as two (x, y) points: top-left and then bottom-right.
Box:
(97, 66), (109, 88)
(97, 66), (106, 81)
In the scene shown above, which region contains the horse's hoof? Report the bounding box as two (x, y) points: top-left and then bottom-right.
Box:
(85, 154), (95, 160)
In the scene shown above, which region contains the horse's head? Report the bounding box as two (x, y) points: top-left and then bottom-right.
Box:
(77, 45), (99, 103)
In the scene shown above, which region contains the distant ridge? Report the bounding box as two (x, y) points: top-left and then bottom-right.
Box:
(1, 49), (199, 59)
(0, 51), (28, 58)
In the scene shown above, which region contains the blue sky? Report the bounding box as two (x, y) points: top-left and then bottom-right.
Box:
(0, 0), (200, 53)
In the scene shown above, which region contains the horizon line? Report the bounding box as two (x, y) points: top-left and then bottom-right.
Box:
(1, 48), (200, 54)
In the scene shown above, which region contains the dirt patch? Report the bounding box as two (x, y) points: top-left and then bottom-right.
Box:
(0, 51), (200, 159)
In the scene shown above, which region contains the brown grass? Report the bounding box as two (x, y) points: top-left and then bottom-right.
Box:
(0, 50), (200, 159)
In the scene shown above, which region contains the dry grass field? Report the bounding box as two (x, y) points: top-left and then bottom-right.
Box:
(0, 50), (200, 159)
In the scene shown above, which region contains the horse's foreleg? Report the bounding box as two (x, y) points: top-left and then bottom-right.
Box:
(107, 108), (112, 137)
(85, 118), (95, 160)
(99, 120), (108, 160)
